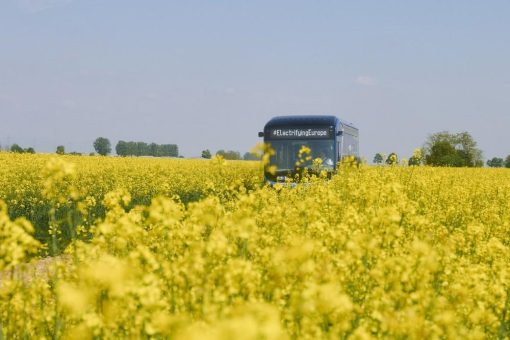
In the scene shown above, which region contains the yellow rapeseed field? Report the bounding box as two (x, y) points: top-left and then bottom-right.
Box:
(1, 152), (510, 339)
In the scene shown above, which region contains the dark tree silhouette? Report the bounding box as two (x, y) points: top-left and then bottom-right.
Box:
(93, 137), (111, 156)
(56, 145), (65, 155)
(201, 149), (212, 159)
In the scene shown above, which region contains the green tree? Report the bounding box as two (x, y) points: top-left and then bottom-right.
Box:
(201, 149), (212, 159)
(408, 148), (423, 166)
(456, 132), (483, 166)
(216, 150), (241, 160)
(10, 144), (24, 153)
(386, 153), (398, 165)
(126, 142), (137, 156)
(115, 141), (178, 157)
(487, 157), (504, 168)
(243, 151), (261, 161)
(25, 147), (35, 154)
(373, 153), (384, 164)
(426, 140), (460, 166)
(136, 142), (148, 156)
(93, 137), (111, 156)
(505, 155), (510, 168)
(424, 131), (482, 167)
(160, 144), (178, 157)
(56, 145), (65, 155)
(149, 143), (158, 157)
(115, 141), (128, 157)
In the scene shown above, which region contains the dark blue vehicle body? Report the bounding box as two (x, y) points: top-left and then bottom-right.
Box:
(259, 115), (359, 184)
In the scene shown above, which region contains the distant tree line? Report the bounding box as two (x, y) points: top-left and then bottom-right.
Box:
(55, 145), (82, 156)
(8, 144), (35, 154)
(373, 152), (404, 166)
(487, 156), (510, 168)
(373, 131), (493, 167)
(215, 150), (241, 160)
(115, 140), (178, 157)
(424, 131), (483, 167)
(243, 151), (261, 161)
(200, 149), (261, 160)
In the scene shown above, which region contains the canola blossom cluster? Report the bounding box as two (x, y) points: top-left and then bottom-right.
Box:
(0, 153), (261, 254)
(1, 153), (510, 339)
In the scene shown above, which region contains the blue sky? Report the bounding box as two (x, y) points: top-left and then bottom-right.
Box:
(1, 0), (509, 159)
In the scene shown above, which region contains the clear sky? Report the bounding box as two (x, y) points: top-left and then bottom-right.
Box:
(1, 0), (509, 160)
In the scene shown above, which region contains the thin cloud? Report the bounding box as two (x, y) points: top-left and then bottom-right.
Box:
(355, 75), (377, 86)
(15, 0), (73, 12)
